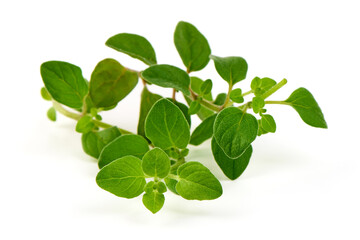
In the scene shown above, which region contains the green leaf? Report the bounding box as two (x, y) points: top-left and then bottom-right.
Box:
(168, 99), (191, 127)
(81, 127), (121, 158)
(106, 33), (157, 65)
(41, 87), (52, 101)
(213, 93), (227, 106)
(230, 88), (244, 103)
(144, 181), (167, 194)
(98, 134), (149, 168)
(211, 138), (252, 180)
(176, 162), (222, 200)
(141, 64), (190, 96)
(252, 96), (265, 114)
(142, 191), (165, 214)
(190, 114), (217, 146)
(89, 58), (138, 108)
(142, 148), (171, 178)
(200, 79), (213, 95)
(213, 107), (258, 158)
(251, 77), (277, 97)
(137, 87), (162, 138)
(260, 114), (276, 133)
(40, 61), (88, 108)
(47, 107), (56, 121)
(145, 99), (190, 150)
(188, 101), (201, 115)
(96, 156), (145, 198)
(210, 55), (248, 85)
(75, 116), (95, 133)
(284, 88), (327, 128)
(174, 21), (211, 72)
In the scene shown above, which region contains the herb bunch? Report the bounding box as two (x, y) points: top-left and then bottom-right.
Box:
(40, 21), (327, 213)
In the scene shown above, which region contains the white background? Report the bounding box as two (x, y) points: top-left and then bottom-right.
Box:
(1, 0), (359, 239)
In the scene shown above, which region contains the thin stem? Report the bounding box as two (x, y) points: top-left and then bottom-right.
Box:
(189, 88), (222, 112)
(265, 100), (290, 105)
(261, 78), (288, 99)
(221, 83), (233, 110)
(241, 89), (253, 97)
(172, 88), (176, 101)
(171, 157), (185, 171)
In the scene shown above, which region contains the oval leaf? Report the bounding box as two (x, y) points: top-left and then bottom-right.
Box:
(98, 134), (149, 168)
(145, 98), (190, 150)
(210, 55), (248, 85)
(75, 116), (95, 133)
(285, 88), (327, 128)
(142, 191), (165, 214)
(96, 156), (145, 198)
(176, 162), (222, 200)
(214, 107), (258, 158)
(142, 148), (171, 178)
(81, 127), (121, 158)
(141, 64), (190, 96)
(106, 33), (157, 65)
(260, 114), (276, 133)
(47, 107), (56, 121)
(174, 21), (211, 72)
(40, 61), (88, 108)
(190, 114), (217, 146)
(211, 138), (252, 180)
(89, 58), (138, 108)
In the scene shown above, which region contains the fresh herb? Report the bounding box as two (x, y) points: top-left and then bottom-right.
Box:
(40, 21), (327, 213)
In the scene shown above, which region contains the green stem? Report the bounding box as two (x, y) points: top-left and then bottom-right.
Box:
(241, 89), (253, 97)
(265, 100), (290, 105)
(261, 78), (288, 99)
(52, 101), (134, 134)
(170, 157), (185, 171)
(189, 88), (222, 112)
(221, 83), (233, 109)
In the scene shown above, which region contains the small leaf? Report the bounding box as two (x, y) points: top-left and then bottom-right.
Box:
(200, 79), (213, 95)
(251, 77), (277, 97)
(137, 87), (162, 138)
(210, 55), (248, 85)
(141, 64), (190, 96)
(260, 114), (276, 133)
(230, 88), (244, 103)
(213, 93), (227, 106)
(211, 138), (252, 180)
(174, 21), (211, 72)
(285, 88), (327, 128)
(98, 135), (149, 168)
(145, 99), (190, 150)
(190, 114), (217, 146)
(96, 156), (146, 198)
(156, 182), (167, 194)
(252, 96), (265, 114)
(142, 191), (165, 214)
(89, 58), (138, 108)
(41, 87), (52, 101)
(106, 33), (157, 65)
(47, 107), (56, 121)
(40, 61), (88, 108)
(75, 116), (95, 133)
(81, 127), (121, 158)
(214, 107), (258, 158)
(188, 101), (201, 115)
(176, 162), (222, 200)
(142, 148), (171, 178)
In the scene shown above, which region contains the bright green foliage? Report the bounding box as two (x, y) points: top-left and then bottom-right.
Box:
(137, 87), (162, 138)
(210, 55), (248, 85)
(96, 156), (146, 198)
(285, 88), (327, 128)
(40, 21), (327, 214)
(176, 162), (222, 200)
(230, 88), (244, 103)
(47, 107), (56, 121)
(251, 77), (277, 97)
(98, 135), (149, 168)
(214, 107), (258, 158)
(211, 138), (252, 180)
(41, 87), (52, 101)
(142, 148), (171, 178)
(141, 64), (190, 96)
(190, 114), (217, 146)
(145, 99), (190, 150)
(81, 127), (121, 158)
(89, 58), (138, 108)
(76, 116), (95, 133)
(174, 21), (211, 72)
(106, 33), (157, 65)
(41, 61), (88, 108)
(142, 190), (165, 214)
(260, 114), (276, 133)
(252, 96), (265, 114)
